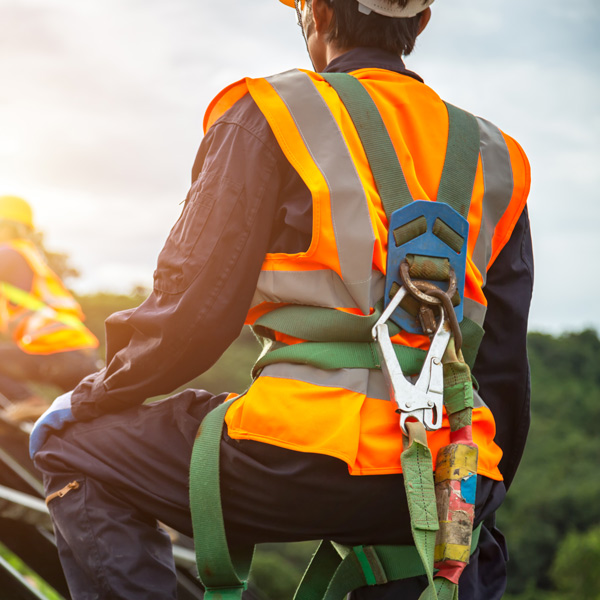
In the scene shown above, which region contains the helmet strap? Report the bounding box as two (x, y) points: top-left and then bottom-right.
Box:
(294, 0), (318, 71)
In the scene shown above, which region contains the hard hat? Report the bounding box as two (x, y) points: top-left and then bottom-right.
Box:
(278, 0), (434, 18)
(0, 196), (34, 229)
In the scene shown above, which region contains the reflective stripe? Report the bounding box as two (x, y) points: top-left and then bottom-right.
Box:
(266, 70), (375, 315)
(261, 362), (390, 401)
(472, 118), (514, 286)
(463, 297), (487, 328)
(261, 363), (487, 408)
(473, 389), (487, 410)
(252, 269), (385, 311)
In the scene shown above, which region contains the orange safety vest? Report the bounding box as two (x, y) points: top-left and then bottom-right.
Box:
(0, 239), (99, 355)
(205, 68), (530, 480)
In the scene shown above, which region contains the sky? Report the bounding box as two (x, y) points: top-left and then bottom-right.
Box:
(0, 0), (598, 334)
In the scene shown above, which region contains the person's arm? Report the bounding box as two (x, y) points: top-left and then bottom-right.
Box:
(472, 207), (534, 489)
(0, 245), (35, 338)
(71, 97), (286, 420)
(0, 246), (34, 291)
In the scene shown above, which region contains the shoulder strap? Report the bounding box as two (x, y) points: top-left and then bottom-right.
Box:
(321, 72), (412, 218)
(438, 103), (481, 218)
(320, 73), (480, 219)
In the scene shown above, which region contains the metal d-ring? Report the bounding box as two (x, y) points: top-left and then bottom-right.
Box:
(399, 260), (457, 306)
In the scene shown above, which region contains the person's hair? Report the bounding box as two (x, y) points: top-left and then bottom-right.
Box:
(309, 0), (425, 56)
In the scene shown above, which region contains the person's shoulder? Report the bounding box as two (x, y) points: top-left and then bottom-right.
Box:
(456, 108), (531, 186)
(206, 78), (281, 153)
(0, 242), (34, 281)
(214, 92), (265, 130)
(0, 242), (27, 262)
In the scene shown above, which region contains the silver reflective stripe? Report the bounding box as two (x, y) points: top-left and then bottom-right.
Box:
(252, 269), (385, 310)
(463, 297), (487, 328)
(473, 389), (487, 409)
(260, 363), (390, 401)
(265, 70), (375, 315)
(472, 117), (514, 287)
(261, 363), (488, 409)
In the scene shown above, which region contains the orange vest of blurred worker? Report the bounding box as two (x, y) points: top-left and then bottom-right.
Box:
(0, 239), (99, 355)
(205, 69), (530, 480)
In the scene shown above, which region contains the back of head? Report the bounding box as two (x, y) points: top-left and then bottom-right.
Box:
(326, 0), (432, 55)
(0, 195), (35, 240)
(281, 0), (434, 56)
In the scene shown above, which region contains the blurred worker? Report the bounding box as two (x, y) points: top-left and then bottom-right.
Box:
(31, 1), (533, 599)
(0, 195), (100, 419)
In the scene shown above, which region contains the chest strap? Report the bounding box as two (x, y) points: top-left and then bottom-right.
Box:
(252, 303), (484, 378)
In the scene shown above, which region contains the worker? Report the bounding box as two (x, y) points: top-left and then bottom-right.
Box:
(30, 1), (533, 599)
(0, 195), (100, 419)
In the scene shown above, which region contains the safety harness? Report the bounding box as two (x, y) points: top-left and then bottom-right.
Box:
(189, 73), (482, 599)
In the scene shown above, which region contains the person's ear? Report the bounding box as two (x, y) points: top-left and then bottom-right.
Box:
(311, 0), (334, 35)
(417, 7), (431, 36)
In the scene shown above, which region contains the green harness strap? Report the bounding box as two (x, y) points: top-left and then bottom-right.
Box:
(189, 395), (481, 599)
(251, 74), (483, 377)
(189, 74), (483, 598)
(252, 303), (484, 374)
(189, 398), (254, 600)
(320, 73), (480, 220)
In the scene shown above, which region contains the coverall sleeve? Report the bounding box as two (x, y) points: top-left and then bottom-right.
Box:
(71, 104), (285, 420)
(472, 206), (534, 488)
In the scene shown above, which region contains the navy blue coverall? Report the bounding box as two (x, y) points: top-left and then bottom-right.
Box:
(35, 48), (533, 600)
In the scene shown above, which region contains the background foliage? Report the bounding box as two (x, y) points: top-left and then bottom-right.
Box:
(68, 293), (600, 598)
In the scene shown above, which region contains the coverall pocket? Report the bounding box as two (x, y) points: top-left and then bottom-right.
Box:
(153, 171), (243, 294)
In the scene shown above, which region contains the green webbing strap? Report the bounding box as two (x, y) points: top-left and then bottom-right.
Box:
(252, 307), (483, 374)
(401, 425), (440, 600)
(0, 281), (86, 330)
(253, 339), (427, 379)
(294, 525), (482, 600)
(321, 72), (413, 219)
(294, 541), (425, 600)
(321, 73), (481, 220)
(254, 300), (400, 343)
(437, 103), (481, 219)
(456, 317), (484, 370)
(189, 398), (254, 600)
(189, 398), (483, 600)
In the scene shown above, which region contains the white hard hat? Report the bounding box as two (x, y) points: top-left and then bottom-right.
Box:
(278, 0), (434, 18)
(356, 0), (435, 17)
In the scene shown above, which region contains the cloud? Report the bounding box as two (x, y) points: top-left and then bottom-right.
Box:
(0, 0), (597, 332)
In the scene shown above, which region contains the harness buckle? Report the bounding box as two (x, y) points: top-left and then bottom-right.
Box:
(372, 286), (450, 435)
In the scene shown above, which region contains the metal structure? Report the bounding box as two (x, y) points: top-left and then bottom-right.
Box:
(0, 412), (208, 600)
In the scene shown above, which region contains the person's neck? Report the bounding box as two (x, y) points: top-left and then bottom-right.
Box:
(323, 44), (353, 69)
(325, 44), (352, 64)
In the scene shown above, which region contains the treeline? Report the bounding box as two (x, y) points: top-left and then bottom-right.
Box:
(77, 292), (600, 599)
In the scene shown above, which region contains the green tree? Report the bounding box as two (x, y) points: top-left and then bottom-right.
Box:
(250, 551), (304, 599)
(499, 330), (600, 595)
(551, 526), (600, 599)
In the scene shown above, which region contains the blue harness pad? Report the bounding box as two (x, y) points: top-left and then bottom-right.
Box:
(384, 200), (469, 334)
